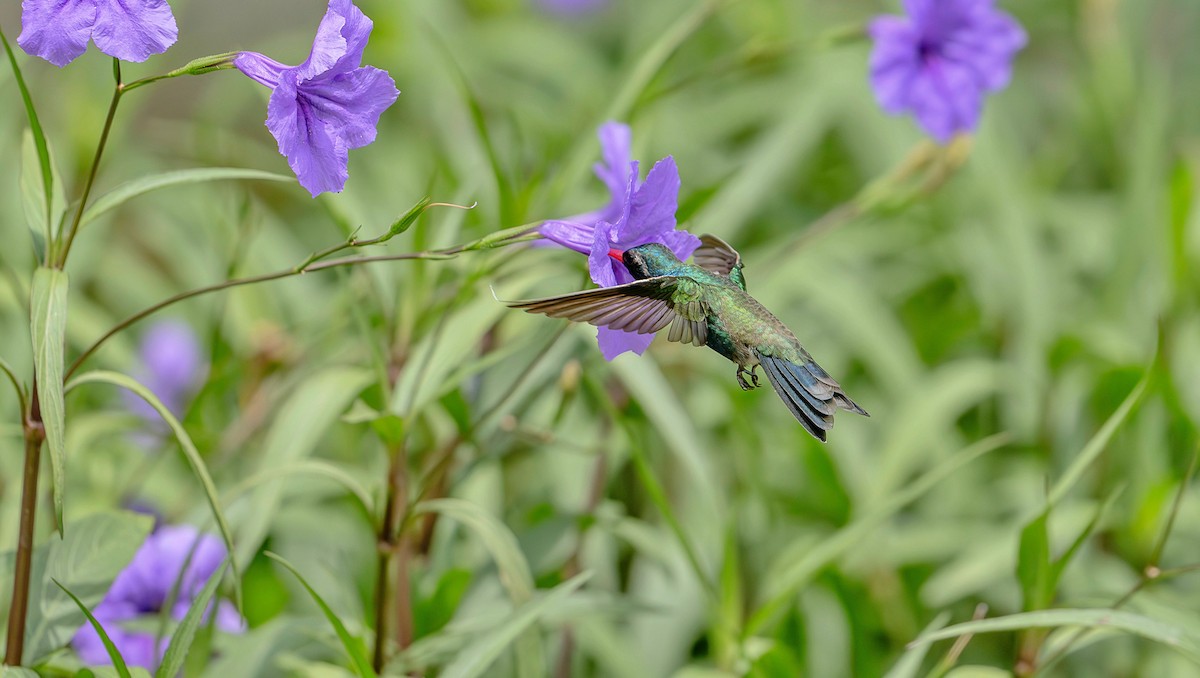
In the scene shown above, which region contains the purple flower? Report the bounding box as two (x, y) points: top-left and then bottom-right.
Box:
(18, 0), (178, 68)
(124, 320), (204, 425)
(540, 122), (701, 360)
(72, 524), (244, 670)
(868, 0), (1026, 143)
(235, 0), (400, 197)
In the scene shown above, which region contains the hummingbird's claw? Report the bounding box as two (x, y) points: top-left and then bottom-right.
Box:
(750, 365), (761, 388)
(736, 366), (753, 391)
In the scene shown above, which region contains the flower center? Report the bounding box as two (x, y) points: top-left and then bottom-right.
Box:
(917, 39), (941, 63)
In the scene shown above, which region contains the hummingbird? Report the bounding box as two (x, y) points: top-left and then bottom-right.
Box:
(508, 235), (868, 441)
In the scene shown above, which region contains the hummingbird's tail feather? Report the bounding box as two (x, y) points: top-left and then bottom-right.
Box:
(758, 355), (835, 442)
(757, 353), (869, 441)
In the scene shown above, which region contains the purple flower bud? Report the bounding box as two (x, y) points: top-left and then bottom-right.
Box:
(235, 0), (400, 197)
(72, 524), (244, 670)
(18, 0), (178, 68)
(538, 123), (701, 360)
(868, 0), (1026, 143)
(124, 320), (204, 425)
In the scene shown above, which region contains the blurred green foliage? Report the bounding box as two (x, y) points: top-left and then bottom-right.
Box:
(2, 0), (1200, 676)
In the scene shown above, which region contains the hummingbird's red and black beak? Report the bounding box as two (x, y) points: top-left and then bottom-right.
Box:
(607, 248), (624, 262)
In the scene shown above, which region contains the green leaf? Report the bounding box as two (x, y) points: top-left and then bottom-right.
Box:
(265, 552), (377, 678)
(883, 612), (950, 678)
(233, 367), (371, 568)
(221, 459), (375, 519)
(911, 609), (1200, 663)
(19, 129), (64, 261)
(12, 511), (154, 663)
(0, 668), (40, 678)
(1048, 370), (1149, 506)
(30, 266), (68, 531)
(78, 168), (294, 230)
(438, 572), (592, 678)
(748, 434), (1010, 636)
(1, 28), (54, 261)
(412, 498), (542, 677)
(52, 578), (132, 678)
(65, 370), (240, 605)
(1017, 512), (1052, 611)
(156, 561), (228, 678)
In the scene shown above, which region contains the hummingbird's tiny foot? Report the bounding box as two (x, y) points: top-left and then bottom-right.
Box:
(750, 365), (761, 388)
(736, 367), (752, 391)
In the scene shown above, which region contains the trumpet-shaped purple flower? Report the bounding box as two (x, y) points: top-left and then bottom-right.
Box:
(18, 0), (178, 68)
(124, 320), (204, 425)
(540, 122), (700, 360)
(868, 0), (1026, 143)
(235, 0), (399, 197)
(72, 524), (244, 670)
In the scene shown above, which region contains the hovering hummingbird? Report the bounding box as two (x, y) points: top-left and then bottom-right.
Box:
(508, 235), (868, 441)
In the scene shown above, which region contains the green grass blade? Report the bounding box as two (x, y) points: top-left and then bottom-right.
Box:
(910, 609), (1200, 663)
(52, 578), (132, 678)
(155, 562), (228, 678)
(883, 612), (950, 678)
(30, 267), (68, 532)
(1048, 370), (1149, 506)
(264, 552), (377, 678)
(439, 572), (593, 678)
(79, 168), (294, 230)
(66, 370), (240, 606)
(221, 459), (375, 518)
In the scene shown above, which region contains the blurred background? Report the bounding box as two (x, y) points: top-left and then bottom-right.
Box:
(2, 0), (1200, 675)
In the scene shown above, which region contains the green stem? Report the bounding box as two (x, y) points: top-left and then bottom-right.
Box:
(65, 226), (539, 380)
(0, 355), (26, 420)
(57, 60), (123, 268)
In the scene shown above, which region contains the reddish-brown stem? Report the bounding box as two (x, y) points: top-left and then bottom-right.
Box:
(4, 386), (44, 666)
(373, 442), (413, 672)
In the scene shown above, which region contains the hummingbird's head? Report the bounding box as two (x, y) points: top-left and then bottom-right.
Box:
(608, 242), (681, 280)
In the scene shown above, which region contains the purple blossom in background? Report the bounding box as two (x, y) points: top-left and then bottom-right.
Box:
(124, 320), (204, 425)
(72, 524), (244, 670)
(18, 0), (178, 68)
(536, 0), (610, 17)
(868, 0), (1026, 143)
(540, 122), (700, 360)
(235, 0), (400, 197)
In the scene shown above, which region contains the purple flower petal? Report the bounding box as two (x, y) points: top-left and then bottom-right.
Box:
(124, 320), (203, 423)
(617, 157), (681, 246)
(868, 0), (1026, 142)
(237, 0), (399, 197)
(234, 51), (289, 88)
(594, 122), (632, 208)
(266, 74), (351, 196)
(597, 327), (654, 360)
(539, 219), (595, 255)
(17, 0), (97, 68)
(73, 523), (242, 670)
(92, 0), (177, 63)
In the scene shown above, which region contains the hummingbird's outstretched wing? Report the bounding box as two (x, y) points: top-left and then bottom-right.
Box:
(693, 235), (746, 291)
(507, 276), (710, 347)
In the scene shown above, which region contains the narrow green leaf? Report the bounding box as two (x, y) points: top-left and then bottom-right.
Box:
(221, 459), (375, 518)
(910, 609), (1200, 662)
(30, 267), (68, 531)
(1048, 371), (1149, 506)
(883, 612), (950, 678)
(1017, 513), (1051, 611)
(19, 129), (64, 260)
(265, 552), (377, 678)
(156, 562), (228, 678)
(52, 578), (132, 678)
(65, 370), (240, 605)
(79, 168), (294, 229)
(413, 499), (534, 604)
(439, 572), (593, 678)
(1, 28), (54, 260)
(1050, 487), (1122, 587)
